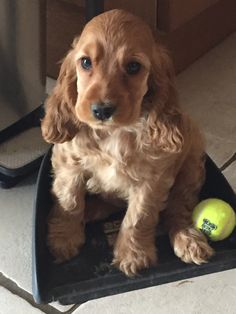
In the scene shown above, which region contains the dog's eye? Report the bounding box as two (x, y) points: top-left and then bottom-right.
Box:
(126, 62), (141, 75)
(81, 57), (92, 70)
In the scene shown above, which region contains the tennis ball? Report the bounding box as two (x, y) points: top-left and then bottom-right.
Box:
(193, 198), (236, 241)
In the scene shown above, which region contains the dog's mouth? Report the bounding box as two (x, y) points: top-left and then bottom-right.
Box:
(87, 117), (122, 131)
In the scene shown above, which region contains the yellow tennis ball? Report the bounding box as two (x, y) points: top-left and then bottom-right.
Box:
(193, 198), (236, 241)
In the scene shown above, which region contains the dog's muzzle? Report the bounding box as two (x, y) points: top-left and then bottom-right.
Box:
(91, 102), (116, 121)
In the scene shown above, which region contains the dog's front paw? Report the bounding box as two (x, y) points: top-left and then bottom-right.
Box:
(170, 227), (214, 265)
(113, 231), (157, 277)
(47, 212), (85, 263)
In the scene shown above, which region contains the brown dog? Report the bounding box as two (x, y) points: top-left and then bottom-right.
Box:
(41, 9), (214, 276)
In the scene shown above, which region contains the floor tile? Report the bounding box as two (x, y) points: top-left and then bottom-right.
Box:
(0, 174), (74, 312)
(72, 269), (236, 314)
(0, 286), (44, 314)
(177, 33), (236, 167)
(49, 302), (74, 312)
(0, 175), (37, 292)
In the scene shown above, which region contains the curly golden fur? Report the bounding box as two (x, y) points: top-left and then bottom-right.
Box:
(42, 9), (214, 276)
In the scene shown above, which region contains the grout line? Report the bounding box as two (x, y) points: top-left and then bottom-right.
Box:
(0, 272), (60, 314)
(220, 152), (236, 171)
(67, 304), (81, 313)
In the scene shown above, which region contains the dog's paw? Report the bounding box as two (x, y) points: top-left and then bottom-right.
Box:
(113, 232), (157, 276)
(171, 227), (214, 265)
(113, 248), (157, 277)
(47, 214), (85, 263)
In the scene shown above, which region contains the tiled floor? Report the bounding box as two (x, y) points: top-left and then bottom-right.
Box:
(0, 32), (235, 314)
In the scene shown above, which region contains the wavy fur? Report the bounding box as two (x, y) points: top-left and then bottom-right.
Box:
(42, 9), (214, 276)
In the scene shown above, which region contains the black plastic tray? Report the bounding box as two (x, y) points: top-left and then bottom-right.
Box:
(33, 148), (236, 304)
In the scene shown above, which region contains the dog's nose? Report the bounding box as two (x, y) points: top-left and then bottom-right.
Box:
(91, 102), (116, 121)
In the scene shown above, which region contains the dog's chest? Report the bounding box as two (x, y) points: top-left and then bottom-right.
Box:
(78, 133), (153, 195)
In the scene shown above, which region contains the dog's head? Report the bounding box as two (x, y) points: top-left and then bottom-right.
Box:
(42, 9), (180, 150)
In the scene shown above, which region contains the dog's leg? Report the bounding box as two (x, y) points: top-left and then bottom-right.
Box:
(113, 178), (173, 276)
(48, 161), (86, 262)
(48, 202), (85, 262)
(163, 155), (214, 265)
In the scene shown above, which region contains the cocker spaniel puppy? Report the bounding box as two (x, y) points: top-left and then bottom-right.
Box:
(42, 9), (214, 276)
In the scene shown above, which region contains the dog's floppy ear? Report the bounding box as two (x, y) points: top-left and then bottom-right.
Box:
(41, 39), (80, 144)
(147, 43), (184, 153)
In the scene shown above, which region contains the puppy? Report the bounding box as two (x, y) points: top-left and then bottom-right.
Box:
(42, 9), (214, 276)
